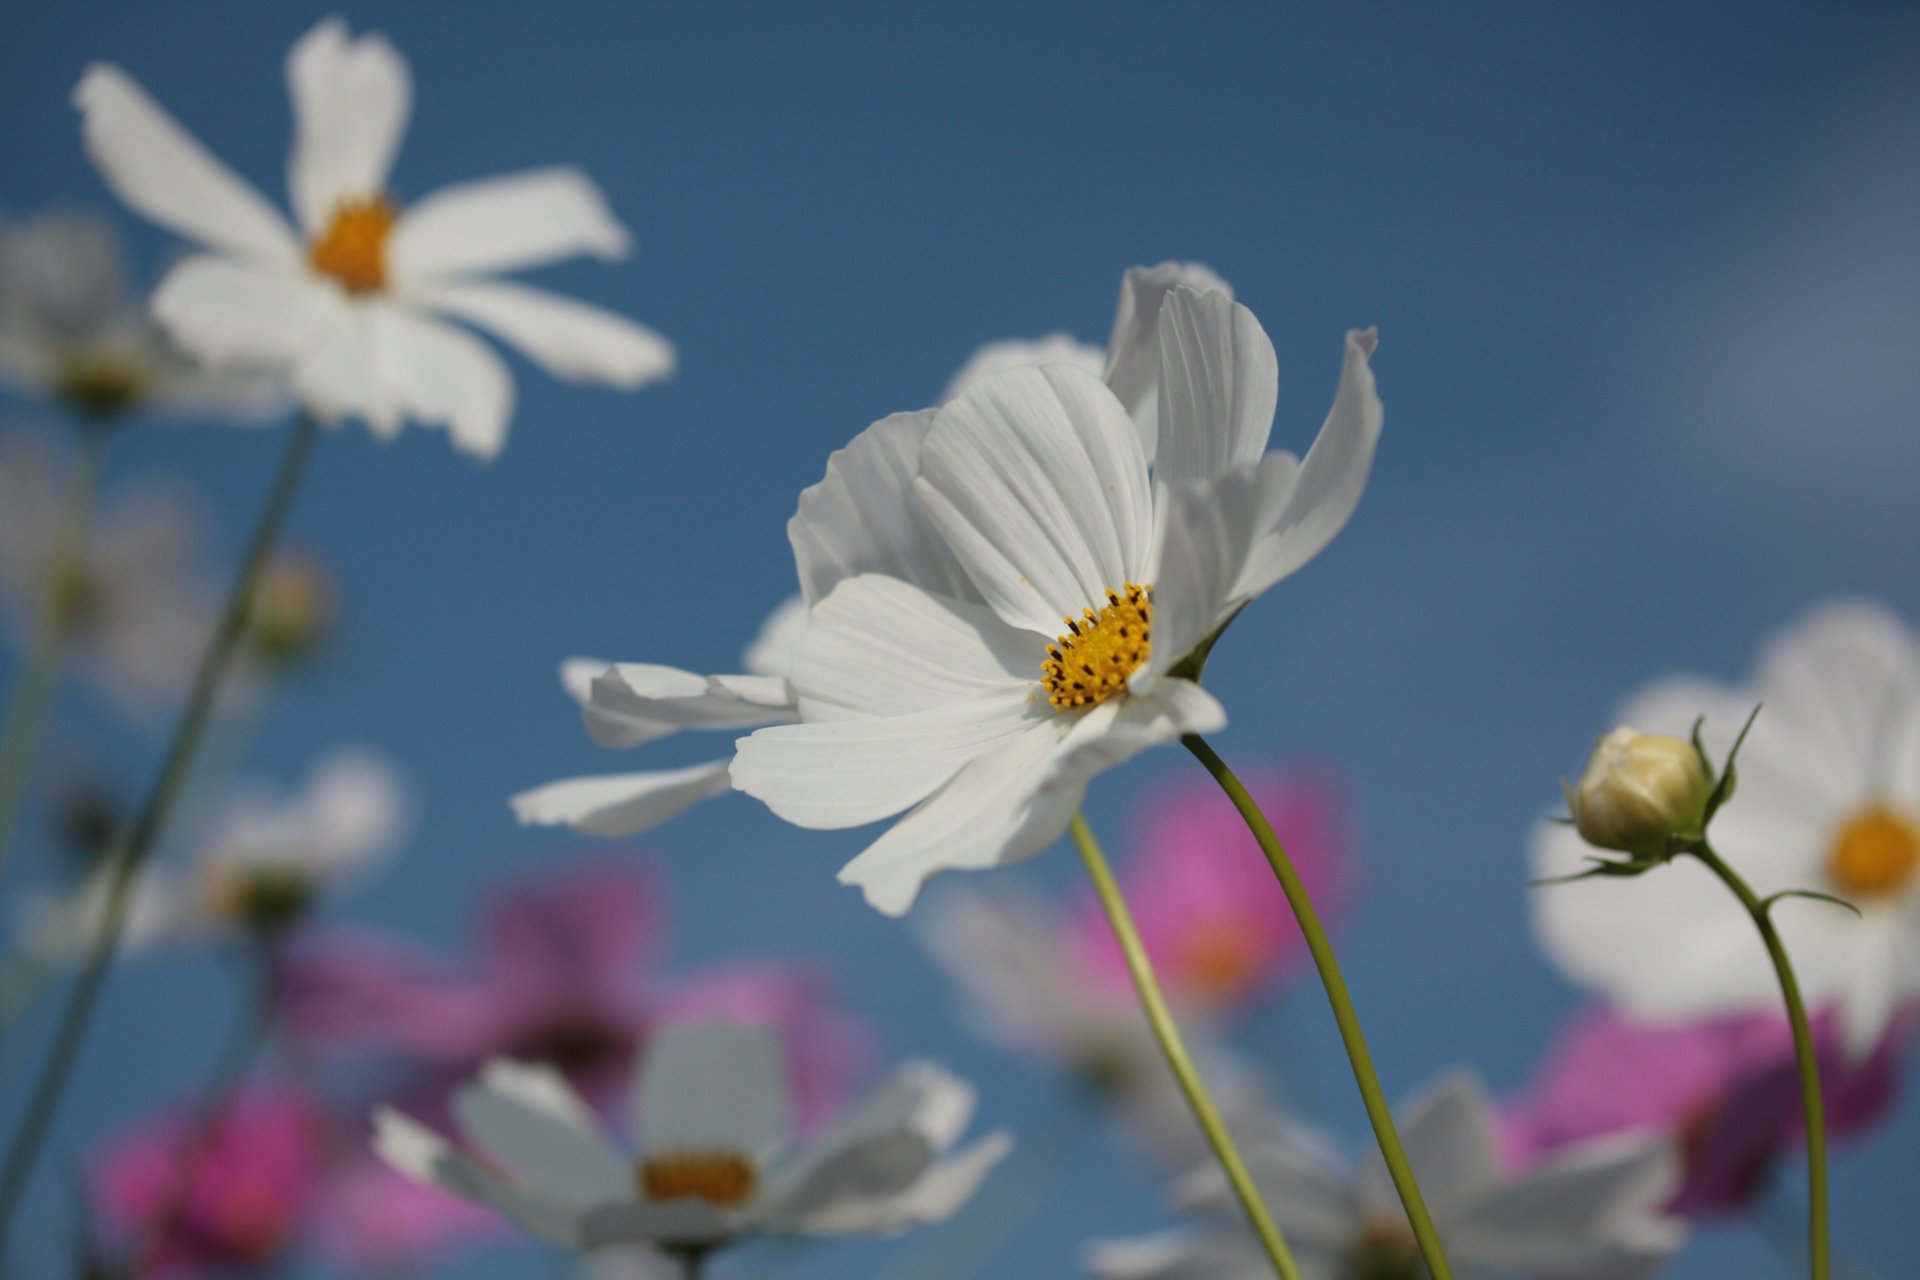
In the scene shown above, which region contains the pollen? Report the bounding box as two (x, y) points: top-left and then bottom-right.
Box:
(309, 197), (399, 293)
(637, 1149), (758, 1207)
(1041, 583), (1152, 712)
(1828, 806), (1920, 901)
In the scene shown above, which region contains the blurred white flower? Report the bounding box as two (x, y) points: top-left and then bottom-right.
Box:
(0, 430), (213, 713)
(74, 16), (675, 459)
(1088, 1073), (1684, 1280)
(375, 1021), (1009, 1253)
(1534, 599), (1920, 1056)
(19, 747), (407, 957)
(0, 207), (280, 422)
(733, 286), (1381, 914)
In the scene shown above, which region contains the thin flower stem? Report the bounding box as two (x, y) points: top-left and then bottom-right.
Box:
(1182, 734), (1454, 1280)
(1692, 841), (1828, 1280)
(128, 941), (279, 1275)
(0, 415), (321, 1254)
(0, 426), (111, 894)
(1070, 811), (1304, 1280)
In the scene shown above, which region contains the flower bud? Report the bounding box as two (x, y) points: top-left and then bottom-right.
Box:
(1568, 726), (1710, 859)
(248, 553), (335, 668)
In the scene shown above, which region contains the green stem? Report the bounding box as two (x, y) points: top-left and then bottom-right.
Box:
(1692, 842), (1828, 1280)
(0, 415), (320, 1254)
(1183, 734), (1454, 1280)
(1070, 812), (1303, 1280)
(0, 426), (111, 894)
(126, 942), (278, 1276)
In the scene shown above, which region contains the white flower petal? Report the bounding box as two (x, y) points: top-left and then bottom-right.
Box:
(635, 1022), (791, 1158)
(1043, 680), (1226, 796)
(1179, 1127), (1362, 1253)
(73, 66), (300, 263)
(577, 1200), (739, 1250)
(790, 411), (979, 608)
(1449, 1131), (1683, 1273)
(510, 760), (735, 837)
(835, 722), (1081, 916)
(452, 1060), (631, 1209)
(390, 167), (629, 283)
(1753, 599), (1920, 800)
(783, 1131), (1012, 1235)
(1355, 1072), (1502, 1227)
(1836, 916), (1907, 1058)
(1235, 329), (1383, 597)
(374, 1106), (585, 1246)
(1103, 262), (1232, 460)
(291, 307), (400, 438)
(373, 307), (515, 459)
(0, 209), (128, 346)
(1153, 286), (1278, 488)
(918, 365), (1154, 635)
(415, 281), (675, 389)
(587, 662), (793, 747)
(732, 689), (1039, 830)
(941, 333), (1106, 405)
(286, 17), (412, 233)
(150, 255), (344, 369)
(1086, 1228), (1278, 1280)
(300, 749), (408, 874)
(787, 574), (1033, 720)
(741, 595), (809, 678)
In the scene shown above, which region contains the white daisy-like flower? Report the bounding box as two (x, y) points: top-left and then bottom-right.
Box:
(73, 16), (675, 459)
(732, 284), (1381, 914)
(513, 263), (1223, 840)
(19, 747), (407, 959)
(0, 431), (214, 713)
(1087, 1073), (1685, 1280)
(374, 1020), (1011, 1254)
(0, 207), (281, 422)
(1533, 599), (1920, 1057)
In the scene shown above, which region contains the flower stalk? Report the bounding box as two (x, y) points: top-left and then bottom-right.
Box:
(1069, 811), (1304, 1280)
(1182, 734), (1455, 1280)
(0, 414), (321, 1250)
(0, 424), (111, 893)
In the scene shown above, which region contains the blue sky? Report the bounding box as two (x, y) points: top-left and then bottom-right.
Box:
(3, 2), (1918, 1277)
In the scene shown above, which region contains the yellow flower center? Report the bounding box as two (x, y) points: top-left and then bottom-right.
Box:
(1828, 806), (1920, 900)
(636, 1149), (758, 1207)
(309, 198), (399, 293)
(1174, 920), (1263, 1007)
(1041, 583), (1152, 712)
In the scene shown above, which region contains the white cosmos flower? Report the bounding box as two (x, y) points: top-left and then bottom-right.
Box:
(514, 263), (1219, 838)
(73, 16), (675, 459)
(18, 748), (407, 959)
(374, 1021), (1010, 1254)
(732, 285), (1382, 914)
(1533, 599), (1920, 1057)
(1088, 1073), (1685, 1280)
(0, 207), (281, 422)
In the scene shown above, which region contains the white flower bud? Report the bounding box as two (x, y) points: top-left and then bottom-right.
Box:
(1568, 726), (1710, 859)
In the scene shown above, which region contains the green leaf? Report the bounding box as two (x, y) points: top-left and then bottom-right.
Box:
(1761, 888), (1862, 918)
(1704, 703), (1763, 823)
(1528, 856), (1662, 888)
(1690, 716), (1715, 786)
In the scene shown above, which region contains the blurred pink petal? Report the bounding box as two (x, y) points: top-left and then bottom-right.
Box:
(1070, 767), (1350, 1013)
(1503, 1002), (1912, 1214)
(316, 1150), (505, 1273)
(91, 1087), (325, 1277)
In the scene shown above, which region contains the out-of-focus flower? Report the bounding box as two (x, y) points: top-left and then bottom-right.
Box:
(1088, 1073), (1685, 1280)
(516, 263), (1225, 842)
(1070, 769), (1347, 1014)
(278, 862), (864, 1125)
(20, 748), (406, 958)
(1566, 727), (1711, 860)
(1502, 1004), (1912, 1215)
(246, 549), (336, 669)
(75, 17), (674, 459)
(376, 1021), (1010, 1253)
(316, 1151), (506, 1276)
(734, 286), (1382, 914)
(0, 431), (214, 713)
(90, 1087), (327, 1278)
(1533, 599), (1920, 1055)
(0, 207), (280, 423)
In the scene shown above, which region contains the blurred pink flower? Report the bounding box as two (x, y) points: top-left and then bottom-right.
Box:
(315, 1151), (505, 1275)
(1070, 768), (1349, 1013)
(1502, 1003), (1912, 1214)
(91, 1088), (325, 1278)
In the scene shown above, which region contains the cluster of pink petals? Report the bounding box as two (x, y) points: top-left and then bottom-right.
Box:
(1069, 768), (1349, 1013)
(1503, 1003), (1914, 1214)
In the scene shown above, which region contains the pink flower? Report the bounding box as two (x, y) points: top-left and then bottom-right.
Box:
(1503, 1003), (1912, 1214)
(1069, 768), (1350, 1013)
(91, 1088), (325, 1277)
(316, 1151), (505, 1275)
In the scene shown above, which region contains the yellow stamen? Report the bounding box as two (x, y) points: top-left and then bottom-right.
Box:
(1041, 583), (1152, 712)
(309, 198), (399, 293)
(637, 1149), (758, 1207)
(1828, 806), (1920, 900)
